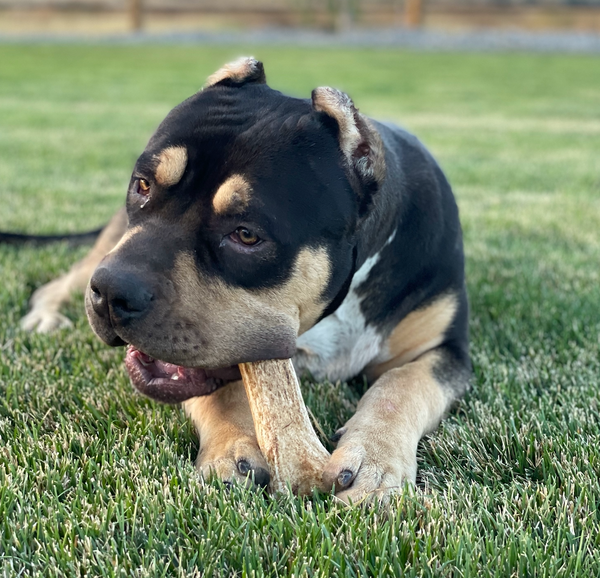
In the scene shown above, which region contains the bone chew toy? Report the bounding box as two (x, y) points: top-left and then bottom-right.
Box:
(239, 359), (331, 495)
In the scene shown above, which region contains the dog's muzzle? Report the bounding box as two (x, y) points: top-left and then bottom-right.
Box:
(88, 265), (152, 338)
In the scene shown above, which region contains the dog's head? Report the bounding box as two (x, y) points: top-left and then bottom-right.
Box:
(86, 58), (385, 399)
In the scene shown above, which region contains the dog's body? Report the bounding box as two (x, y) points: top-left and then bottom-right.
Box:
(19, 58), (470, 502)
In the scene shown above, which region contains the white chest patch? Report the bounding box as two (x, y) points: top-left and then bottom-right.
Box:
(294, 232), (396, 382)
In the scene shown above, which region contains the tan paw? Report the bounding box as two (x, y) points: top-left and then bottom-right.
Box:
(323, 428), (417, 505)
(20, 308), (73, 333)
(197, 435), (270, 489)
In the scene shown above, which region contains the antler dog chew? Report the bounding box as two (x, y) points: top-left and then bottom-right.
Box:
(239, 359), (331, 495)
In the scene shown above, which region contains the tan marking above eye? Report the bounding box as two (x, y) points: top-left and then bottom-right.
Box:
(213, 175), (252, 214)
(154, 146), (188, 188)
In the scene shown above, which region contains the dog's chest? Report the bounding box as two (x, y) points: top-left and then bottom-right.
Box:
(294, 235), (396, 383)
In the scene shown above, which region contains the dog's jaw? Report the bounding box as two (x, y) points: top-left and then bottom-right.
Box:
(124, 346), (241, 403)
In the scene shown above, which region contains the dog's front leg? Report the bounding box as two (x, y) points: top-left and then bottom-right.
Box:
(21, 207), (128, 333)
(323, 348), (469, 504)
(182, 380), (270, 489)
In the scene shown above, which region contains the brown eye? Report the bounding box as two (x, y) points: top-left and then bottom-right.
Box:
(137, 179), (150, 194)
(235, 227), (260, 246)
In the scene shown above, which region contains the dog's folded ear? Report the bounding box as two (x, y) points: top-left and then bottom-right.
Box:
(312, 87), (386, 215)
(205, 57), (267, 88)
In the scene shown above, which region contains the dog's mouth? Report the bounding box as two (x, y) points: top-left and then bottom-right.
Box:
(124, 345), (241, 403)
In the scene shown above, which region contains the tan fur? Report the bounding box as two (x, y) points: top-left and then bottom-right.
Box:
(182, 380), (267, 484)
(362, 117), (387, 183)
(212, 174), (252, 215)
(312, 87), (362, 161)
(21, 208), (128, 333)
(312, 87), (386, 184)
(367, 293), (458, 381)
(205, 56), (261, 88)
(324, 350), (450, 504)
(286, 247), (331, 334)
(106, 225), (143, 256)
(121, 246), (330, 369)
(173, 245), (330, 337)
(170, 247), (332, 486)
(154, 146), (188, 188)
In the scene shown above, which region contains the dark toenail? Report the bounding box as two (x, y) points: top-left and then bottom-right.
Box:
(252, 467), (271, 489)
(337, 469), (354, 488)
(237, 459), (251, 475)
(329, 428), (346, 443)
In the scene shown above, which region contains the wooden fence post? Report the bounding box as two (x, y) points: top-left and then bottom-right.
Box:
(129, 0), (143, 31)
(405, 0), (423, 28)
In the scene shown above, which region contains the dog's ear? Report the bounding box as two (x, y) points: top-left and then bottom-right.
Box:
(205, 57), (266, 88)
(312, 87), (386, 212)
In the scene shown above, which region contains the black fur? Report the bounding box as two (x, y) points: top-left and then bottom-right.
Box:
(0, 228), (103, 246)
(15, 62), (469, 400)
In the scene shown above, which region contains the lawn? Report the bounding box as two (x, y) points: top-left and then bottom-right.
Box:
(0, 45), (599, 576)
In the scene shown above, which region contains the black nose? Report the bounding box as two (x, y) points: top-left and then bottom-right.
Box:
(89, 266), (154, 324)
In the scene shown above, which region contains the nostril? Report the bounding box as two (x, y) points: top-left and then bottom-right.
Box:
(88, 279), (109, 319)
(90, 285), (103, 307)
(112, 298), (129, 312)
(110, 288), (153, 318)
(112, 297), (142, 314)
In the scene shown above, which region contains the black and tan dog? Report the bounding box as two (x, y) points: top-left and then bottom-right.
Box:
(17, 58), (470, 502)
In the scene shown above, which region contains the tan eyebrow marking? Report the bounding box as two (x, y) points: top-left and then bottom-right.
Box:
(212, 175), (252, 214)
(154, 146), (188, 187)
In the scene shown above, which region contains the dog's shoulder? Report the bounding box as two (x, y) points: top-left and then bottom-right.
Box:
(296, 119), (469, 383)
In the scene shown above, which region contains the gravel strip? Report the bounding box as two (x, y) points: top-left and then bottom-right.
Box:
(1, 27), (600, 53)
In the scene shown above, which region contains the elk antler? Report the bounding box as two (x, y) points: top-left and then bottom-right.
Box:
(239, 359), (331, 495)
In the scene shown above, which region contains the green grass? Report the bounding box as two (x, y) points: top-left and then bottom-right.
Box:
(1, 45), (599, 576)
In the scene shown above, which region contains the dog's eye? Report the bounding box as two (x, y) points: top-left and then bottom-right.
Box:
(137, 179), (151, 195)
(232, 227), (260, 246)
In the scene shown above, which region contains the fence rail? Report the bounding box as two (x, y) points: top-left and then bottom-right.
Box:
(2, 0), (599, 34)
(3, 0), (600, 8)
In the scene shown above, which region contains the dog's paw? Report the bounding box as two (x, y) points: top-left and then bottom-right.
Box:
(197, 435), (270, 490)
(20, 308), (73, 333)
(323, 428), (417, 505)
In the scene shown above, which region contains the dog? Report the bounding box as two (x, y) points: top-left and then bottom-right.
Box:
(18, 58), (471, 503)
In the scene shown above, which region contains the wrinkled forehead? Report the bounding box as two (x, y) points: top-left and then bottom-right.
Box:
(137, 84), (316, 178)
(129, 81), (352, 239)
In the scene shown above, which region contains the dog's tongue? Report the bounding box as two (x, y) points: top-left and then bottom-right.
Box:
(125, 346), (241, 403)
